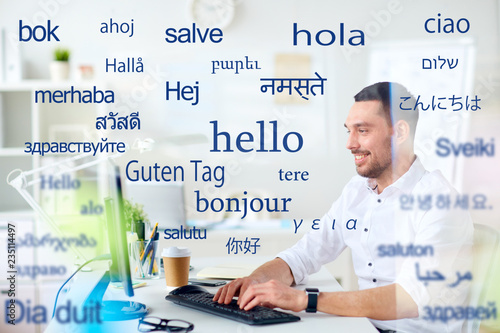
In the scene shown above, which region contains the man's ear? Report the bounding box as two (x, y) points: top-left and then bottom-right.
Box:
(394, 120), (410, 144)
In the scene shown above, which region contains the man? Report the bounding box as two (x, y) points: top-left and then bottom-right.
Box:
(213, 82), (473, 332)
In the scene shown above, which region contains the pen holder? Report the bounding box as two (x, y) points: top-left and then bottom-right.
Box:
(130, 240), (160, 280)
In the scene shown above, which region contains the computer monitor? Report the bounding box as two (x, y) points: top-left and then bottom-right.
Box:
(81, 162), (148, 321)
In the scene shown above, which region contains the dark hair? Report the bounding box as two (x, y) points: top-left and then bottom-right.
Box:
(354, 82), (419, 140)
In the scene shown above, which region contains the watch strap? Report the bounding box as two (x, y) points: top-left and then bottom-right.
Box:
(305, 288), (319, 313)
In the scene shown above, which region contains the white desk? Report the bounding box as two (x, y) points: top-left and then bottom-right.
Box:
(47, 257), (378, 333)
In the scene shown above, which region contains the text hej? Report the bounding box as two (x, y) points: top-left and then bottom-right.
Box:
(166, 81), (200, 106)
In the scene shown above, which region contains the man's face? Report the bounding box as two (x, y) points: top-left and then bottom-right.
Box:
(344, 101), (393, 179)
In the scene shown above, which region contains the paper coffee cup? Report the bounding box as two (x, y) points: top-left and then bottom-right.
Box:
(162, 247), (191, 287)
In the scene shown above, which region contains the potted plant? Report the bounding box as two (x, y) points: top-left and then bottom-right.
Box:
(123, 198), (149, 232)
(50, 48), (70, 81)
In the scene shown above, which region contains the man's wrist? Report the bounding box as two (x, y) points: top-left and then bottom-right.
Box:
(300, 290), (309, 311)
(248, 272), (267, 284)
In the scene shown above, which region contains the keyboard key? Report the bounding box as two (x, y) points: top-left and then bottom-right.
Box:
(165, 286), (300, 325)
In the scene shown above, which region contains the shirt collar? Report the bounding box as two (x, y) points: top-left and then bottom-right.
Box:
(365, 156), (426, 194)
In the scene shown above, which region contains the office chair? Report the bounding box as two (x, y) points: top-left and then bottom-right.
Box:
(466, 223), (500, 333)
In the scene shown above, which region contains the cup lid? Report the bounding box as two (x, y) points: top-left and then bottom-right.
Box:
(162, 246), (191, 258)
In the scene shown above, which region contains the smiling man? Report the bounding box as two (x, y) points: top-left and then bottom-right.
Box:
(213, 82), (473, 333)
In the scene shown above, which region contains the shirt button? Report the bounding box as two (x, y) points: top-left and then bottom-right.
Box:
(377, 199), (381, 203)
(368, 262), (372, 267)
(373, 278), (377, 283)
(364, 228), (368, 232)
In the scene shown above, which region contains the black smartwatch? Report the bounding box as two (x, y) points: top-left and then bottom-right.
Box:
(305, 288), (319, 313)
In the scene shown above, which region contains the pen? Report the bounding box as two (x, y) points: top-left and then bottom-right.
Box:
(140, 223), (158, 266)
(135, 222), (158, 275)
(148, 231), (159, 275)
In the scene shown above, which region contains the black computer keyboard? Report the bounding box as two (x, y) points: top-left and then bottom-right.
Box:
(165, 285), (301, 325)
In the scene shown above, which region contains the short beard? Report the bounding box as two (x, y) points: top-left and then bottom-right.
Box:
(356, 157), (391, 179)
(354, 137), (392, 179)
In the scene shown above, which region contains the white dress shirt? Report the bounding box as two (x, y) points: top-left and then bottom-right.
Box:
(277, 157), (473, 333)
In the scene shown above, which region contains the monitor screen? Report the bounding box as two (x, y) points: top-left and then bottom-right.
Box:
(105, 163), (134, 297)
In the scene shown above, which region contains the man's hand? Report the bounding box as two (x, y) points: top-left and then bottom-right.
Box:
(237, 280), (307, 312)
(212, 258), (295, 306)
(212, 276), (260, 305)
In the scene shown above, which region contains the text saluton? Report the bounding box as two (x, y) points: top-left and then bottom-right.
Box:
(378, 243), (434, 257)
